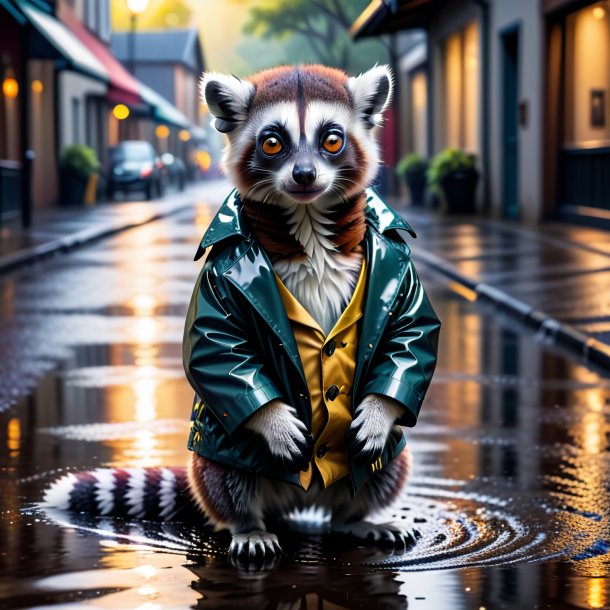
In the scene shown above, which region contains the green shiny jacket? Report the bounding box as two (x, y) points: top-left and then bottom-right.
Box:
(183, 189), (441, 494)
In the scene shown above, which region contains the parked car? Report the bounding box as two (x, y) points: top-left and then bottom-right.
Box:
(161, 153), (187, 191)
(108, 141), (165, 201)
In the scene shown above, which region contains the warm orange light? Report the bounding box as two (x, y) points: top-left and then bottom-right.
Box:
(196, 150), (211, 171)
(593, 6), (606, 19)
(155, 125), (170, 139)
(31, 79), (44, 94)
(2, 77), (19, 99)
(7, 418), (20, 452)
(587, 577), (607, 609)
(448, 280), (477, 302)
(178, 129), (191, 142)
(113, 103), (130, 120)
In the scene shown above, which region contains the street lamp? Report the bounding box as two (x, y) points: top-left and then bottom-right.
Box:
(125, 0), (150, 75)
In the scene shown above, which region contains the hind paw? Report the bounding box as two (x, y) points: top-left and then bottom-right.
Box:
(229, 530), (282, 567)
(331, 520), (419, 551)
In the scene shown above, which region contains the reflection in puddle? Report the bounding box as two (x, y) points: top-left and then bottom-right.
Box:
(35, 471), (600, 573)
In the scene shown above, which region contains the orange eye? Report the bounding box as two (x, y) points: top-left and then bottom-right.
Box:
(322, 133), (343, 154)
(261, 136), (283, 156)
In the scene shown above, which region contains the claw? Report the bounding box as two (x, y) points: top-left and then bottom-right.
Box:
(228, 530), (282, 568)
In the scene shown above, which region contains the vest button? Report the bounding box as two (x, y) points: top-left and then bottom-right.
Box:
(325, 385), (340, 401)
(324, 340), (336, 357)
(316, 444), (328, 458)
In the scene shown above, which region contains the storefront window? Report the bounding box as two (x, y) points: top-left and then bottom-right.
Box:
(442, 21), (479, 154)
(564, 2), (610, 146)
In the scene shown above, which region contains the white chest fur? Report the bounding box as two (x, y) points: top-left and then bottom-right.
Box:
(272, 202), (363, 334)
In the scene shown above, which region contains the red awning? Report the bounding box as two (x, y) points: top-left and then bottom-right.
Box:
(62, 8), (141, 107)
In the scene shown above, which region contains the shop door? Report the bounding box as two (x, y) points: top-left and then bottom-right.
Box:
(501, 27), (520, 220)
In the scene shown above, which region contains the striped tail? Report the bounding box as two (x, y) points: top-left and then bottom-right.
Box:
(42, 467), (203, 522)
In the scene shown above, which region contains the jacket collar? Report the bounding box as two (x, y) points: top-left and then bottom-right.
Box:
(194, 188), (416, 260)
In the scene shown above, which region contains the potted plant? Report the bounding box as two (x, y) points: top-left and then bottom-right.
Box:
(395, 153), (428, 206)
(60, 145), (100, 206)
(427, 148), (479, 214)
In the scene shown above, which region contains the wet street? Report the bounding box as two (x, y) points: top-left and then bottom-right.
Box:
(0, 189), (609, 610)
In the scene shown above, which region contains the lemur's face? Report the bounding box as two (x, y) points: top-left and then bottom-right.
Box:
(201, 65), (393, 207)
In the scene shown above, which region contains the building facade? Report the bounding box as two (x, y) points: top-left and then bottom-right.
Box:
(0, 0), (205, 229)
(353, 0), (610, 227)
(111, 29), (206, 157)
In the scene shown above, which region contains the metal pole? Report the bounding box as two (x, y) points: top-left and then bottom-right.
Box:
(129, 14), (136, 75)
(19, 26), (32, 228)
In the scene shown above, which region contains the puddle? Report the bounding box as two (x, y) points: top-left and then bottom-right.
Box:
(0, 206), (609, 609)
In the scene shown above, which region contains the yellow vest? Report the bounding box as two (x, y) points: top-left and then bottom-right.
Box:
(274, 261), (367, 490)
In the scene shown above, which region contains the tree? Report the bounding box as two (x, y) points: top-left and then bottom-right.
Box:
(242, 0), (389, 73)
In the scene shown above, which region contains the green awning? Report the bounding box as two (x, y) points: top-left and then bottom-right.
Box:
(138, 82), (190, 130)
(11, 0), (108, 82)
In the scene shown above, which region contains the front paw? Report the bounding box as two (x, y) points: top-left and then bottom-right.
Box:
(245, 400), (313, 472)
(331, 520), (419, 551)
(229, 530), (282, 569)
(346, 394), (404, 466)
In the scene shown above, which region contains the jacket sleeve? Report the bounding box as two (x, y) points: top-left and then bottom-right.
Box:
(361, 257), (441, 427)
(183, 264), (284, 436)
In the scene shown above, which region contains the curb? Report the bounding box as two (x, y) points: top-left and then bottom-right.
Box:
(0, 202), (193, 276)
(413, 249), (610, 373)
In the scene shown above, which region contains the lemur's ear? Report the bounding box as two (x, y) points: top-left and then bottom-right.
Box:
(347, 65), (393, 129)
(200, 72), (255, 133)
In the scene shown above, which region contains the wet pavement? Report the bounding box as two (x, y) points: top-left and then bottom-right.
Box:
(0, 191), (609, 609)
(396, 205), (610, 369)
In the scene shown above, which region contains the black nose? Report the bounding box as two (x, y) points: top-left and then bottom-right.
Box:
(292, 163), (316, 186)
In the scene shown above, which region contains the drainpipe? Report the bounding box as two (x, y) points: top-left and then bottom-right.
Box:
(473, 0), (491, 213)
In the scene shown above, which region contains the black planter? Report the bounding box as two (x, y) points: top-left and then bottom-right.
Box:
(441, 169), (479, 214)
(405, 174), (427, 206)
(60, 170), (89, 205)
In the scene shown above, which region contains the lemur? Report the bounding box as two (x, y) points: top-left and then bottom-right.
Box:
(43, 64), (439, 563)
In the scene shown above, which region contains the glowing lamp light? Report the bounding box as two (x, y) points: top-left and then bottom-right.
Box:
(31, 79), (44, 94)
(113, 103), (130, 120)
(155, 125), (170, 139)
(593, 5), (606, 19)
(2, 77), (19, 99)
(125, 0), (150, 16)
(196, 150), (212, 171)
(178, 129), (191, 142)
(7, 418), (20, 452)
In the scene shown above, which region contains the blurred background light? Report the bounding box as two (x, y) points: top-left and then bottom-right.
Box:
(196, 150), (211, 171)
(113, 103), (130, 120)
(125, 0), (150, 17)
(593, 5), (606, 20)
(2, 77), (19, 99)
(155, 125), (170, 139)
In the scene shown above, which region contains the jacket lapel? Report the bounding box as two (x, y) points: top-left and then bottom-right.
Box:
(354, 228), (410, 395)
(222, 241), (306, 386)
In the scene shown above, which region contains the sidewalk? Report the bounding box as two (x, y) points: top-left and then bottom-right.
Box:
(399, 203), (610, 372)
(0, 178), (228, 274)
